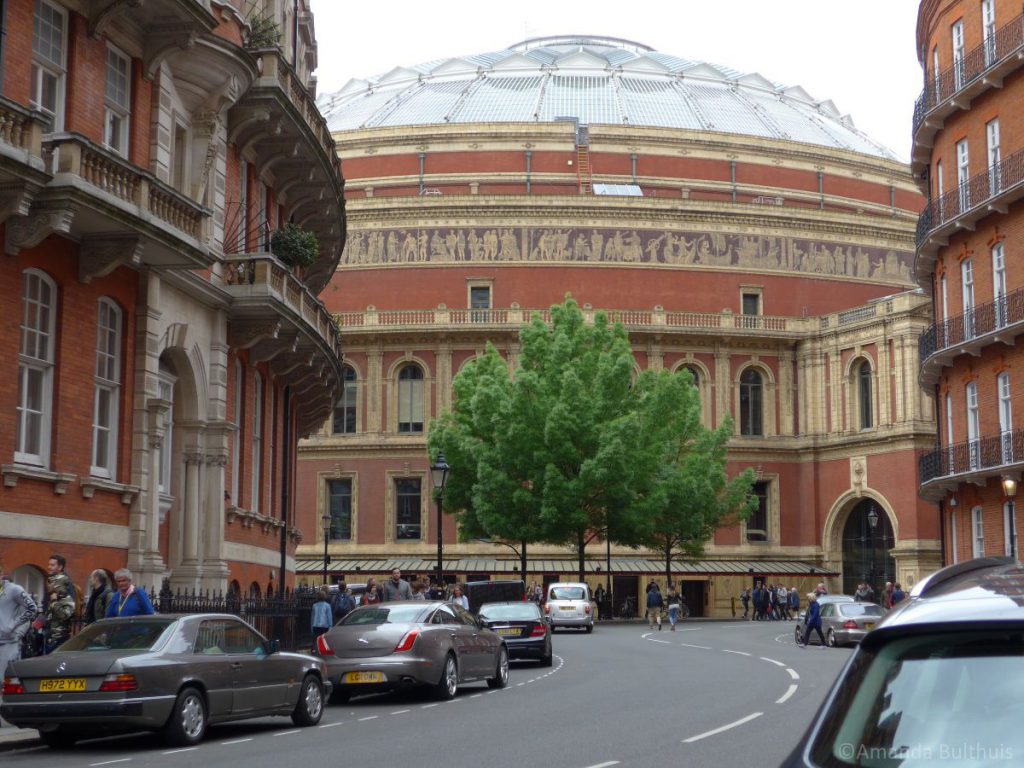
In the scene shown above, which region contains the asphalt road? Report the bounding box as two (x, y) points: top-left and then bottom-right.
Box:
(1, 620), (850, 768)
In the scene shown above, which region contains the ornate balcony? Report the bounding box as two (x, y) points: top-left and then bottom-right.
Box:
(919, 428), (1024, 500)
(221, 254), (344, 436)
(914, 147), (1024, 282)
(911, 13), (1024, 176)
(5, 133), (212, 274)
(0, 97), (52, 225)
(919, 288), (1024, 387)
(228, 48), (345, 295)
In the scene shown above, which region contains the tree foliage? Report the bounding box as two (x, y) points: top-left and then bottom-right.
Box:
(429, 296), (753, 581)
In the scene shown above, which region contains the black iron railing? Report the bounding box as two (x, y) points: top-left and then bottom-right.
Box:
(919, 428), (1024, 484)
(916, 148), (1024, 250)
(912, 13), (1024, 137)
(919, 287), (1024, 363)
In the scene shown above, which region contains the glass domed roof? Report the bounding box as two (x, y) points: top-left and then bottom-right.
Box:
(319, 35), (896, 160)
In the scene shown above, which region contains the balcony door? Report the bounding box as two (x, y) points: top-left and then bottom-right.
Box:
(961, 258), (975, 339)
(966, 381), (980, 470)
(993, 243), (1007, 328)
(956, 139), (970, 212)
(952, 20), (965, 88)
(999, 372), (1013, 463)
(982, 0), (997, 65)
(987, 119), (1001, 195)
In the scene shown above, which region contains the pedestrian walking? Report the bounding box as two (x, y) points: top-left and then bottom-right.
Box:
(798, 593), (826, 647)
(0, 561), (38, 673)
(449, 585), (469, 610)
(331, 582), (355, 623)
(646, 583), (663, 630)
(777, 585), (791, 620)
(381, 568), (412, 601)
(83, 569), (113, 625)
(43, 554), (76, 653)
(363, 578), (382, 605)
(740, 588), (750, 619)
(311, 588), (332, 638)
(105, 568), (155, 617)
(890, 583), (906, 607)
(666, 584), (681, 631)
(788, 587), (800, 618)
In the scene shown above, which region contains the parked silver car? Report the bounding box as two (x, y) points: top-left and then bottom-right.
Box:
(544, 582), (594, 632)
(315, 601), (509, 703)
(820, 601), (883, 647)
(1, 614), (329, 749)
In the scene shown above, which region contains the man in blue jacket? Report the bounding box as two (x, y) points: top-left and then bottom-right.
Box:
(646, 584), (664, 630)
(106, 568), (156, 617)
(797, 592), (825, 647)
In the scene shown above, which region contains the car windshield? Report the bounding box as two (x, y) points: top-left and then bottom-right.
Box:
(549, 587), (586, 600)
(839, 603), (883, 617)
(810, 630), (1024, 767)
(56, 619), (175, 652)
(479, 604), (540, 620)
(340, 605), (428, 625)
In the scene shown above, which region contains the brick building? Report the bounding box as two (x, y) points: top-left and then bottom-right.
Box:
(0, 0), (344, 599)
(915, 1), (1024, 563)
(296, 36), (940, 616)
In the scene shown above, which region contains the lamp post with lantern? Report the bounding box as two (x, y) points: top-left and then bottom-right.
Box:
(1002, 475), (1018, 559)
(322, 512), (332, 587)
(431, 452), (450, 590)
(867, 504), (879, 596)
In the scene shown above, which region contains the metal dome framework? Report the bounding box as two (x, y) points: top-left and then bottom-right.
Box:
(319, 35), (896, 159)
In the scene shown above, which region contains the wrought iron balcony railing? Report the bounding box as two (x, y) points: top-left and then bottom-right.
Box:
(919, 428), (1024, 485)
(912, 13), (1024, 138)
(919, 287), (1024, 364)
(915, 147), (1024, 251)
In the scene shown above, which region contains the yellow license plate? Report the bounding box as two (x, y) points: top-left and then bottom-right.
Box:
(496, 628), (520, 636)
(865, 623), (874, 630)
(559, 606), (575, 611)
(342, 671), (384, 684)
(39, 678), (86, 693)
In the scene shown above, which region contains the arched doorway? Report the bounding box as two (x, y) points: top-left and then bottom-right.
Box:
(841, 499), (895, 598)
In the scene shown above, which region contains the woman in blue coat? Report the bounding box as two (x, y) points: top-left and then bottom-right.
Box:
(798, 592), (826, 647)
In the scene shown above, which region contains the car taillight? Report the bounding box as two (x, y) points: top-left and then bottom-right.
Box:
(842, 620), (858, 630)
(99, 674), (138, 692)
(2, 677), (24, 695)
(530, 623), (547, 637)
(316, 634), (334, 657)
(394, 629), (419, 653)
(584, 603), (590, 615)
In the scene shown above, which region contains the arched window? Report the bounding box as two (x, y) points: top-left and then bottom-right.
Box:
(17, 269), (57, 467)
(92, 299), (122, 478)
(682, 365), (700, 390)
(156, 360), (176, 504)
(858, 360), (873, 430)
(739, 369), (763, 437)
(333, 366), (358, 434)
(397, 364), (424, 433)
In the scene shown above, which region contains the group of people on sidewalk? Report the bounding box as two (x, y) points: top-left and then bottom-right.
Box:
(739, 583), (803, 621)
(0, 557), (154, 671)
(644, 581), (685, 631)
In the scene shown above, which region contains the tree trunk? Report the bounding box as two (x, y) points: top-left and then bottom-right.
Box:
(664, 541), (673, 588)
(520, 540), (528, 583)
(577, 530), (586, 582)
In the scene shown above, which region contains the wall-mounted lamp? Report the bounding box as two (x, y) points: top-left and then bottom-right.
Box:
(949, 494), (958, 507)
(1002, 476), (1018, 499)
(867, 505), (879, 530)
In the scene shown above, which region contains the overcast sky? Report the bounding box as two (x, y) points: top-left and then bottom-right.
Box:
(308, 1), (923, 162)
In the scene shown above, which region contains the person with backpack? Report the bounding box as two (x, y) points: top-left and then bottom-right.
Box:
(646, 583), (663, 630)
(311, 588), (332, 638)
(331, 582), (355, 623)
(106, 568), (155, 617)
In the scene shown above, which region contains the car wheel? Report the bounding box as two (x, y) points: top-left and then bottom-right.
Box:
(432, 653), (458, 700)
(827, 629), (837, 648)
(162, 686), (207, 747)
(585, 623), (594, 634)
(291, 674), (324, 726)
(539, 648), (553, 667)
(328, 686), (350, 705)
(39, 726), (78, 750)
(794, 626), (802, 644)
(487, 646), (510, 689)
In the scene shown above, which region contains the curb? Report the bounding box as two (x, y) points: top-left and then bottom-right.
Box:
(0, 731), (41, 752)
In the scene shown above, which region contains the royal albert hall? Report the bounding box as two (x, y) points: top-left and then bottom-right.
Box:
(294, 36), (939, 616)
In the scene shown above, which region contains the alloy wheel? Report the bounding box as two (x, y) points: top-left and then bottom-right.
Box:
(180, 693), (204, 738)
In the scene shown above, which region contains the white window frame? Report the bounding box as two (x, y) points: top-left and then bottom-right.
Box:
(16, 269), (57, 467)
(952, 20), (965, 88)
(104, 44), (131, 157)
(971, 506), (985, 558)
(961, 258), (975, 338)
(986, 118), (1001, 194)
(932, 46), (941, 101)
(91, 299), (122, 478)
(950, 508), (959, 564)
(982, 0), (997, 65)
(1004, 501), (1017, 559)
(251, 372), (263, 513)
(993, 243), (1007, 327)
(945, 392), (955, 470)
(940, 274), (949, 346)
(999, 371), (1013, 463)
(31, 0), (67, 131)
(172, 120), (190, 193)
(966, 381), (980, 470)
(956, 139), (970, 211)
(232, 360), (242, 505)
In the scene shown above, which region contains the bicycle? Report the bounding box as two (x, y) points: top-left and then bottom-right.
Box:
(617, 596), (637, 619)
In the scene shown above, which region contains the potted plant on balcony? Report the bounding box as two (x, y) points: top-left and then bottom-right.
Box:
(245, 13), (280, 49)
(271, 223), (319, 269)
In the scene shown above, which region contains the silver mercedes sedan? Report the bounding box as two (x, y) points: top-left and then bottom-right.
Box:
(315, 601), (509, 703)
(1, 614), (330, 749)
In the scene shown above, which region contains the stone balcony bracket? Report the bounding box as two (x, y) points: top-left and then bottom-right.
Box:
(80, 476), (140, 505)
(2, 464), (77, 494)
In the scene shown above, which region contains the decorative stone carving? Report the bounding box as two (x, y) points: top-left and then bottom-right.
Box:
(5, 206), (75, 256)
(850, 455), (868, 495)
(79, 234), (145, 283)
(228, 320), (281, 350)
(88, 0), (143, 38)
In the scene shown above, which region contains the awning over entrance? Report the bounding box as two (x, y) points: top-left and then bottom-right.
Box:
(295, 558), (836, 577)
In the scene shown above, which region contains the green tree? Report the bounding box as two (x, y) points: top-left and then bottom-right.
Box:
(634, 369), (757, 586)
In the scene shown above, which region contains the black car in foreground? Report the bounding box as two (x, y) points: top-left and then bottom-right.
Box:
(477, 601), (552, 666)
(780, 556), (1024, 768)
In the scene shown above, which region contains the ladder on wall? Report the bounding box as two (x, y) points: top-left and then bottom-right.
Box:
(576, 144), (592, 194)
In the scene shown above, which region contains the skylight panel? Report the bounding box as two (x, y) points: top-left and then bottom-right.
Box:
(373, 80), (468, 126)
(681, 82), (775, 137)
(537, 75), (621, 125)
(619, 77), (702, 130)
(453, 76), (544, 122)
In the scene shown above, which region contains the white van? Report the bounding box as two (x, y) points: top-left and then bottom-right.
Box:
(545, 582), (594, 632)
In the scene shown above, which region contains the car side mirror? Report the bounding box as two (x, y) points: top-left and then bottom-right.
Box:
(263, 639), (280, 655)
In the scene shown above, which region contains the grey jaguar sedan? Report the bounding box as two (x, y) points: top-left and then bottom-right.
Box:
(315, 601), (509, 703)
(1, 614), (330, 749)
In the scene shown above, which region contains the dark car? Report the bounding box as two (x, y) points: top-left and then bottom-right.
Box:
(780, 556), (1024, 767)
(315, 601), (509, 703)
(0, 614), (329, 749)
(478, 601), (552, 666)
(464, 580), (526, 614)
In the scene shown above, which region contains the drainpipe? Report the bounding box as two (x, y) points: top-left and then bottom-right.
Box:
(279, 386), (290, 590)
(730, 161), (737, 203)
(525, 150), (532, 194)
(631, 153), (637, 184)
(818, 171), (825, 209)
(418, 152), (425, 195)
(889, 183), (896, 215)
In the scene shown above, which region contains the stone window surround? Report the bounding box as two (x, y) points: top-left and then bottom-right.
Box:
(384, 469), (427, 545)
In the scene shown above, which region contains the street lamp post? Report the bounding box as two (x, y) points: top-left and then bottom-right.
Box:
(322, 512), (332, 587)
(431, 452), (450, 591)
(867, 504), (879, 596)
(1002, 475), (1018, 559)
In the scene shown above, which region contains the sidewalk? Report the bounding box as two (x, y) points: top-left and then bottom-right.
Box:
(0, 717), (41, 752)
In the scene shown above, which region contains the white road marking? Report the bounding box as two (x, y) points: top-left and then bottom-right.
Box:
(319, 721), (344, 728)
(516, 682), (526, 686)
(584, 762), (621, 768)
(391, 709), (410, 715)
(786, 668), (800, 680)
(722, 649), (751, 656)
(421, 702), (440, 708)
(358, 715), (378, 721)
(680, 643), (711, 649)
(682, 711), (763, 743)
(221, 738), (253, 745)
(162, 748), (198, 755)
(274, 730), (301, 736)
(760, 657), (787, 667)
(648, 638), (671, 644)
(776, 684), (798, 704)
(469, 694), (483, 699)
(90, 760), (132, 767)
